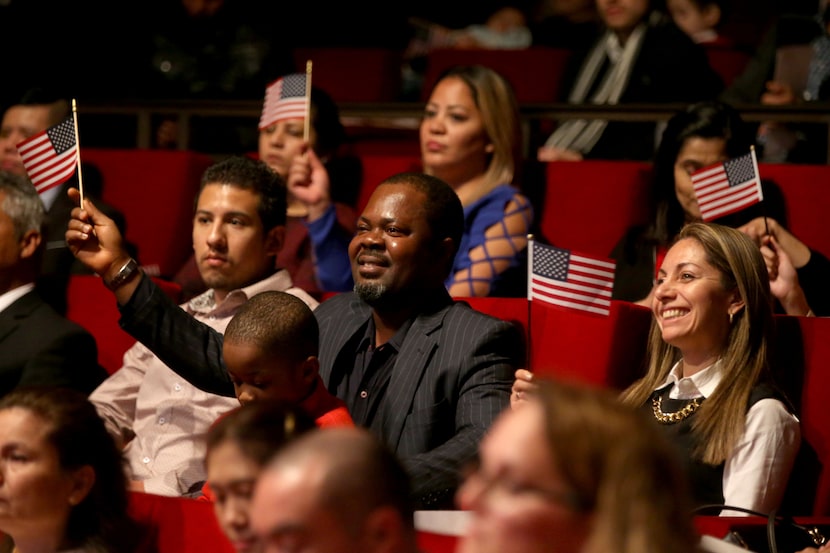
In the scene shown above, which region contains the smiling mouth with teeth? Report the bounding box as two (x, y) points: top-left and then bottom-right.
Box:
(661, 309), (688, 319)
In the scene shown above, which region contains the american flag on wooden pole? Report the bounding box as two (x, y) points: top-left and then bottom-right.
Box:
(691, 148), (763, 221)
(258, 73), (308, 130)
(528, 240), (616, 316)
(16, 115), (77, 195)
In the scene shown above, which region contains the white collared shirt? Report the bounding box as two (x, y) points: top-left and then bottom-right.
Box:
(0, 283), (35, 314)
(655, 360), (801, 515)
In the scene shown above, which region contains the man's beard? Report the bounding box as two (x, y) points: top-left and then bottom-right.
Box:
(354, 281), (388, 304)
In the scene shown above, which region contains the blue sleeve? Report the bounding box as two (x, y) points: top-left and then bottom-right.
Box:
(306, 204), (354, 292)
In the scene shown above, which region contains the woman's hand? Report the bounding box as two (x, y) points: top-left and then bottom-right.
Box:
(765, 235), (813, 316)
(511, 368), (538, 409)
(738, 217), (811, 268)
(537, 146), (583, 162)
(287, 144), (332, 222)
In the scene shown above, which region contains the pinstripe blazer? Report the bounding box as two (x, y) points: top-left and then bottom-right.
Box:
(120, 278), (523, 508)
(316, 291), (522, 508)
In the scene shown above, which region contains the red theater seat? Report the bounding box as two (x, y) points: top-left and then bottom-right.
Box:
(528, 299), (652, 389)
(293, 47), (404, 103)
(757, 163), (830, 259)
(541, 161), (830, 262)
(355, 154), (422, 214)
(542, 160), (652, 256)
(459, 296), (650, 389)
(422, 47), (572, 103)
(457, 297), (529, 369)
(83, 149), (215, 279)
(704, 46), (751, 88)
(772, 315), (830, 515)
(128, 491), (234, 553)
(66, 275), (182, 374)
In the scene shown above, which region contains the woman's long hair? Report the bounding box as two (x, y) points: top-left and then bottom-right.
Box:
(620, 222), (774, 464)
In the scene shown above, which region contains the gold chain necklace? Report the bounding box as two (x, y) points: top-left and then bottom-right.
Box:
(651, 395), (701, 424)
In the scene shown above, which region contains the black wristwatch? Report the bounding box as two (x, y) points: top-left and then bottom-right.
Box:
(104, 258), (140, 291)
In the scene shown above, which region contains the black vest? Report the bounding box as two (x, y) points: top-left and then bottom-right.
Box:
(643, 380), (786, 507)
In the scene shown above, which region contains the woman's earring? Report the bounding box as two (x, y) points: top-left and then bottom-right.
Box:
(729, 311), (734, 324)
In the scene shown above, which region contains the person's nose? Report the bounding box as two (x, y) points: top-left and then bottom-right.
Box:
(0, 134), (16, 152)
(425, 113), (446, 134)
(654, 277), (674, 301)
(268, 127), (285, 147)
(237, 386), (255, 405)
(357, 227), (385, 249)
(206, 221), (226, 250)
(221, 497), (249, 531)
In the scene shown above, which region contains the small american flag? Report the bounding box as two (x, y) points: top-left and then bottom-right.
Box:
(258, 73), (308, 130)
(691, 150), (763, 221)
(528, 241), (616, 316)
(16, 115), (77, 195)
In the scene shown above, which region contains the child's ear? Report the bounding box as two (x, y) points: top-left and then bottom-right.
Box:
(300, 356), (319, 385)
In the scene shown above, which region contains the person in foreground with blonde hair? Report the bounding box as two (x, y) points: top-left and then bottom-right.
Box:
(460, 377), (701, 553)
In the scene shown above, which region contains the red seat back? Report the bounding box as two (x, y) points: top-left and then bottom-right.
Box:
(758, 163), (830, 259)
(772, 315), (830, 515)
(529, 299), (652, 389)
(457, 297), (529, 369)
(83, 149), (215, 279)
(542, 160), (653, 256)
(422, 47), (572, 103)
(128, 491), (234, 553)
(704, 46), (751, 88)
(66, 275), (182, 374)
(293, 47), (404, 103)
(355, 154), (422, 214)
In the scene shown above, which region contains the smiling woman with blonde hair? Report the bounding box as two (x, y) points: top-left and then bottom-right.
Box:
(620, 222), (800, 513)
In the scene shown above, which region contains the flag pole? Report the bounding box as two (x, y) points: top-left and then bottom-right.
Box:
(749, 145), (769, 236)
(71, 99), (84, 207)
(303, 60), (312, 143)
(526, 233), (534, 372)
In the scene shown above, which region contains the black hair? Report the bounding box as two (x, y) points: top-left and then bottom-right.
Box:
(199, 155), (287, 231)
(646, 101), (752, 245)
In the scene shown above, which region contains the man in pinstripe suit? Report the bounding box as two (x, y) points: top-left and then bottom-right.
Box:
(66, 171), (525, 509)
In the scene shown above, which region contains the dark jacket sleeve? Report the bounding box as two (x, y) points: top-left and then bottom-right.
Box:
(798, 249), (830, 317)
(404, 308), (522, 508)
(118, 275), (234, 397)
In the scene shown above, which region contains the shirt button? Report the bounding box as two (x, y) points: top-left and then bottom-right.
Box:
(142, 457), (150, 464)
(158, 417), (166, 424)
(360, 390), (368, 399)
(174, 384), (182, 392)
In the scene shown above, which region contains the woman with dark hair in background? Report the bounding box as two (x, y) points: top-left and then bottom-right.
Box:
(607, 100), (830, 317)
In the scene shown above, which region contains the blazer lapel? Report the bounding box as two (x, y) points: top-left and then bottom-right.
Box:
(381, 305), (447, 449)
(0, 291), (38, 342)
